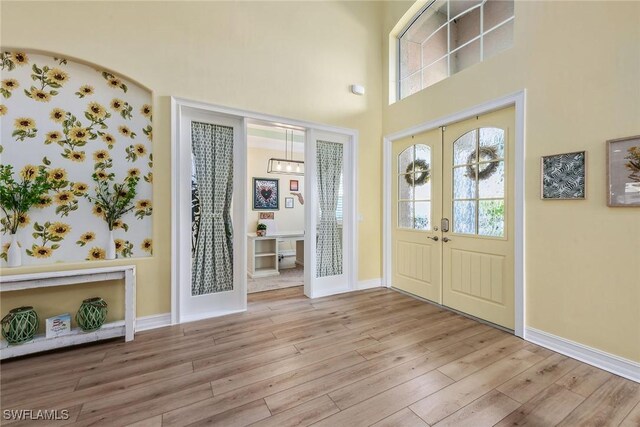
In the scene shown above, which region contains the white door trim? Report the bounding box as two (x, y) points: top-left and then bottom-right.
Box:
(382, 90), (527, 337)
(171, 97), (359, 324)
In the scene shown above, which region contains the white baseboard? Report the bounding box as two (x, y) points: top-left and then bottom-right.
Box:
(525, 327), (640, 383)
(136, 313), (171, 332)
(355, 278), (383, 290)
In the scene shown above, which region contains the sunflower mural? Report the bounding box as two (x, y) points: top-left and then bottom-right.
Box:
(0, 51), (153, 266)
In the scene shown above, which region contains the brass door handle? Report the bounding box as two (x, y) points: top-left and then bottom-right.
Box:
(443, 237), (452, 243)
(427, 236), (439, 241)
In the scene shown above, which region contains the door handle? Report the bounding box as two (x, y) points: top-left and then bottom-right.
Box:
(427, 236), (439, 241)
(443, 237), (452, 243)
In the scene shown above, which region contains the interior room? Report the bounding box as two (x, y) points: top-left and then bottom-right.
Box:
(0, 1), (638, 426)
(246, 123), (306, 293)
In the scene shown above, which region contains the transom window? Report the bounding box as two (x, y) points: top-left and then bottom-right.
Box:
(398, 0), (514, 100)
(398, 144), (432, 230)
(452, 127), (505, 237)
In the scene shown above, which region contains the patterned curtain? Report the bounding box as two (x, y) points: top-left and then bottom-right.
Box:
(316, 140), (343, 278)
(191, 122), (234, 295)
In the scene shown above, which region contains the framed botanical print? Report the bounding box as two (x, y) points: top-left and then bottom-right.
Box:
(285, 197), (294, 209)
(541, 151), (587, 200)
(607, 135), (640, 207)
(253, 178), (279, 210)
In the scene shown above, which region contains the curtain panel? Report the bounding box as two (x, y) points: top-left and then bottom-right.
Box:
(191, 122), (234, 295)
(316, 140), (344, 278)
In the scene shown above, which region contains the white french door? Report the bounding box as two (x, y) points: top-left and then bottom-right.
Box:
(305, 129), (356, 298)
(174, 107), (246, 323)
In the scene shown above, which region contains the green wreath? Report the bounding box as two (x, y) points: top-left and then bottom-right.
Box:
(405, 159), (431, 186)
(465, 146), (500, 180)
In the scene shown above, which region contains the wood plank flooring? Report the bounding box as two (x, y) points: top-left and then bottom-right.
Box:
(1, 286), (638, 426)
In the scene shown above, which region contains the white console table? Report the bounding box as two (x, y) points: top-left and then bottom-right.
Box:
(0, 265), (136, 359)
(247, 232), (304, 278)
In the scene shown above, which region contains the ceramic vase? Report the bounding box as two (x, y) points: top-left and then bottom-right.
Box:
(106, 230), (116, 260)
(7, 233), (21, 268)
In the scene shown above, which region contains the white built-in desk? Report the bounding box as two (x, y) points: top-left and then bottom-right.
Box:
(0, 265), (136, 359)
(247, 232), (304, 278)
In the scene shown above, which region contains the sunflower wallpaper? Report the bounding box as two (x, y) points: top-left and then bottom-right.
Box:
(0, 51), (153, 265)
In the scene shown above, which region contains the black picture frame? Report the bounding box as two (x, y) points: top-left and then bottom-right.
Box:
(253, 178), (279, 210)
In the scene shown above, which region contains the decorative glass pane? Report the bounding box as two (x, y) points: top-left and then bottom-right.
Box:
(452, 39), (480, 74)
(479, 200), (504, 237)
(415, 144), (431, 163)
(422, 57), (448, 89)
(453, 200), (476, 234)
(483, 0), (514, 31)
(454, 130), (477, 165)
(450, 0), (482, 19)
(453, 165), (476, 199)
(398, 201), (414, 228)
(399, 174), (414, 200)
(414, 174), (432, 200)
(479, 127), (504, 159)
(415, 202), (431, 230)
(400, 39), (422, 79)
(478, 161), (504, 198)
(399, 146), (414, 174)
(483, 20), (514, 60)
(450, 7), (481, 51)
(422, 26), (448, 66)
(400, 73), (422, 99)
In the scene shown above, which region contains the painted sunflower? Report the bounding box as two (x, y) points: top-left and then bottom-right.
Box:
(72, 182), (89, 193)
(45, 130), (63, 144)
(141, 238), (153, 254)
(48, 222), (71, 238)
(33, 245), (53, 259)
(46, 68), (69, 85)
(1, 79), (19, 91)
(136, 199), (152, 210)
(35, 195), (53, 208)
(93, 150), (110, 161)
(14, 117), (36, 131)
(127, 168), (140, 178)
(69, 151), (86, 162)
(17, 213), (30, 228)
(79, 232), (95, 243)
(50, 108), (66, 123)
(95, 170), (109, 181)
(20, 164), (39, 181)
(92, 205), (105, 218)
(112, 219), (124, 229)
(114, 239), (125, 253)
(12, 52), (29, 66)
(118, 126), (131, 137)
(134, 144), (147, 156)
(87, 247), (106, 260)
(48, 167), (67, 182)
(108, 77), (122, 88)
(68, 127), (89, 142)
(54, 190), (75, 205)
(101, 133), (116, 146)
(79, 85), (94, 96)
(87, 102), (107, 119)
(140, 104), (152, 118)
(30, 87), (52, 103)
(110, 98), (124, 111)
(0, 105), (7, 116)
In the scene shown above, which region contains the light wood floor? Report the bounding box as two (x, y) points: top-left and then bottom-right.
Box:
(1, 287), (639, 426)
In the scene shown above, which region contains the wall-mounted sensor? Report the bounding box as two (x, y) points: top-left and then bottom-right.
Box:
(350, 84), (365, 96)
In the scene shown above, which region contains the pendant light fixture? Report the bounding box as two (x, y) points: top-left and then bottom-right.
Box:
(267, 128), (304, 176)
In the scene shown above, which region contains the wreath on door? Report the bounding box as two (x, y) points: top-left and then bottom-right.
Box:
(404, 159), (431, 186)
(465, 145), (500, 180)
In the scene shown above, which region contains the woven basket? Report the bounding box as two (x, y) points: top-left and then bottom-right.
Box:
(76, 297), (108, 332)
(1, 306), (39, 345)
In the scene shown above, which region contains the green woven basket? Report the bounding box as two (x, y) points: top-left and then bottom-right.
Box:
(76, 297), (108, 332)
(1, 306), (39, 345)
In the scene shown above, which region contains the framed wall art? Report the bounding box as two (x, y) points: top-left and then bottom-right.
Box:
(284, 197), (294, 209)
(541, 151), (586, 200)
(253, 178), (279, 210)
(607, 135), (640, 207)
(289, 180), (299, 191)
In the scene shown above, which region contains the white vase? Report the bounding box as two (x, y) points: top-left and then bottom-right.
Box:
(106, 230), (116, 260)
(7, 233), (21, 267)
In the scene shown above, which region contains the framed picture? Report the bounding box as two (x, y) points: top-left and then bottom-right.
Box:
(541, 151), (586, 200)
(290, 180), (299, 191)
(259, 212), (275, 220)
(253, 178), (279, 210)
(607, 135), (640, 207)
(285, 197), (294, 209)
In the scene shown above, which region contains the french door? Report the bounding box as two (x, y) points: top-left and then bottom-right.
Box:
(392, 106), (515, 329)
(175, 107), (246, 323)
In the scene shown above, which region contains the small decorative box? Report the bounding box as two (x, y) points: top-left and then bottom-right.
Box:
(45, 313), (71, 338)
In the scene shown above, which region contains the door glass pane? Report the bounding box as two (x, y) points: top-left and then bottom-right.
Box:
(399, 174), (414, 200)
(398, 201), (414, 228)
(454, 130), (477, 165)
(415, 144), (431, 163)
(479, 127), (504, 159)
(479, 199), (504, 237)
(415, 201), (431, 230)
(454, 165), (476, 199)
(399, 146), (414, 174)
(453, 200), (476, 234)
(414, 175), (432, 200)
(478, 161), (504, 198)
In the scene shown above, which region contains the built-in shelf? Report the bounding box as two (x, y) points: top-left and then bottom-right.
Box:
(0, 321), (125, 359)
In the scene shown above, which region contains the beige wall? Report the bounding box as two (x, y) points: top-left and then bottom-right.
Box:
(0, 1), (383, 318)
(383, 1), (640, 362)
